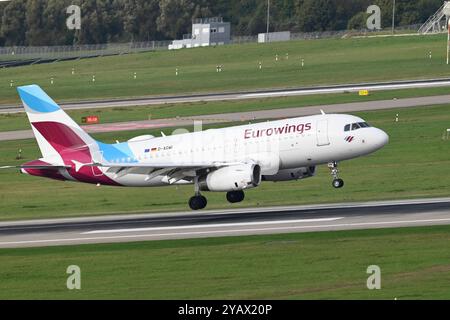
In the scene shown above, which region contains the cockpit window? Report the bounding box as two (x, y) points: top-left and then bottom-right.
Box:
(345, 122), (371, 131)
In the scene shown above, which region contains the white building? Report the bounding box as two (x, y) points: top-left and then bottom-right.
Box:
(169, 17), (231, 50)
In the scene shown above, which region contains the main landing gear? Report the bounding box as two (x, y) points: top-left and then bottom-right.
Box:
(328, 161), (344, 189)
(226, 190), (245, 203)
(189, 194), (207, 210)
(189, 176), (207, 210)
(188, 178), (247, 210)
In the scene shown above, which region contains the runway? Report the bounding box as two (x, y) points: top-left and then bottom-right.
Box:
(1, 94), (450, 141)
(1, 197), (450, 248)
(1, 77), (450, 114)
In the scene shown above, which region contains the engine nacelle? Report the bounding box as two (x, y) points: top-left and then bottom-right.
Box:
(262, 166), (316, 182)
(199, 164), (261, 192)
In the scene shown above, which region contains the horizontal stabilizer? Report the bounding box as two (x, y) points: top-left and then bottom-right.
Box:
(0, 164), (70, 170)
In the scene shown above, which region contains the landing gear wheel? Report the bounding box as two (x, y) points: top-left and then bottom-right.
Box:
(226, 190), (245, 203)
(332, 179), (344, 189)
(189, 195), (207, 210)
(328, 161), (344, 189)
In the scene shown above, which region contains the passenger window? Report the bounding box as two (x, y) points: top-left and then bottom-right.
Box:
(344, 124), (350, 132)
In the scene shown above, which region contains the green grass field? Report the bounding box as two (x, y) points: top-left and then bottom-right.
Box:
(1, 225), (450, 299)
(0, 35), (449, 105)
(1, 86), (450, 132)
(0, 104), (449, 221)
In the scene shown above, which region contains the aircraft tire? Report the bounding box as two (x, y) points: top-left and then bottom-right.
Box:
(226, 190), (245, 203)
(189, 195), (207, 210)
(332, 179), (344, 189)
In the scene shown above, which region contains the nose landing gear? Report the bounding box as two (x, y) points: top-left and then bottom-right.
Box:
(328, 161), (344, 189)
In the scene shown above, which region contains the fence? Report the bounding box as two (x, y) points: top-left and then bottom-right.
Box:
(0, 24), (423, 62)
(0, 40), (172, 62)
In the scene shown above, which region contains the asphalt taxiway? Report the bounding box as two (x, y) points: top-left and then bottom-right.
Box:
(2, 77), (450, 113)
(0, 198), (449, 248)
(1, 94), (450, 141)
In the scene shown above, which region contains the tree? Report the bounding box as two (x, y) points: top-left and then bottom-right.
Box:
(297, 0), (337, 32)
(1, 0), (27, 46)
(157, 0), (196, 39)
(0, 0), (444, 46)
(123, 0), (160, 42)
(41, 0), (74, 45)
(74, 0), (110, 44)
(347, 12), (367, 30)
(25, 0), (47, 45)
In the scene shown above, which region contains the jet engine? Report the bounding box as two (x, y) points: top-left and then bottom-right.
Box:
(199, 164), (261, 192)
(262, 166), (316, 182)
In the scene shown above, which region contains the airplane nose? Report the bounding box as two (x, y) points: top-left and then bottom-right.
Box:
(373, 128), (389, 149)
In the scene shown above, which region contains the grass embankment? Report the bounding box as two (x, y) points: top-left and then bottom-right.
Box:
(1, 226), (450, 299)
(0, 35), (448, 104)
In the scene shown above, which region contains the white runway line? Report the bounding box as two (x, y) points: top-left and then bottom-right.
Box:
(81, 217), (345, 235)
(2, 217), (450, 247)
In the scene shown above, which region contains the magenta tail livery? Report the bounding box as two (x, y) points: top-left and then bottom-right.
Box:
(2, 85), (389, 210)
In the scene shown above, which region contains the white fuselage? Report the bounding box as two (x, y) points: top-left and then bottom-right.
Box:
(104, 113), (388, 187)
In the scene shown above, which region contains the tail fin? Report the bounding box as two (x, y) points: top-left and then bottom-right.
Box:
(17, 85), (96, 159)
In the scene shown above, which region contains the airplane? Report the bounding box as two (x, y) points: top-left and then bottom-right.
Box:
(1, 85), (389, 210)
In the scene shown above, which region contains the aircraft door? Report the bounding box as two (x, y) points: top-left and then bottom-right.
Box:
(316, 120), (330, 146)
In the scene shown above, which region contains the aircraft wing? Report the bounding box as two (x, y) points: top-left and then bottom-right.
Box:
(87, 161), (243, 170)
(80, 160), (247, 183)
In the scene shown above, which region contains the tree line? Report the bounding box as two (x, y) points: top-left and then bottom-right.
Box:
(0, 0), (443, 46)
